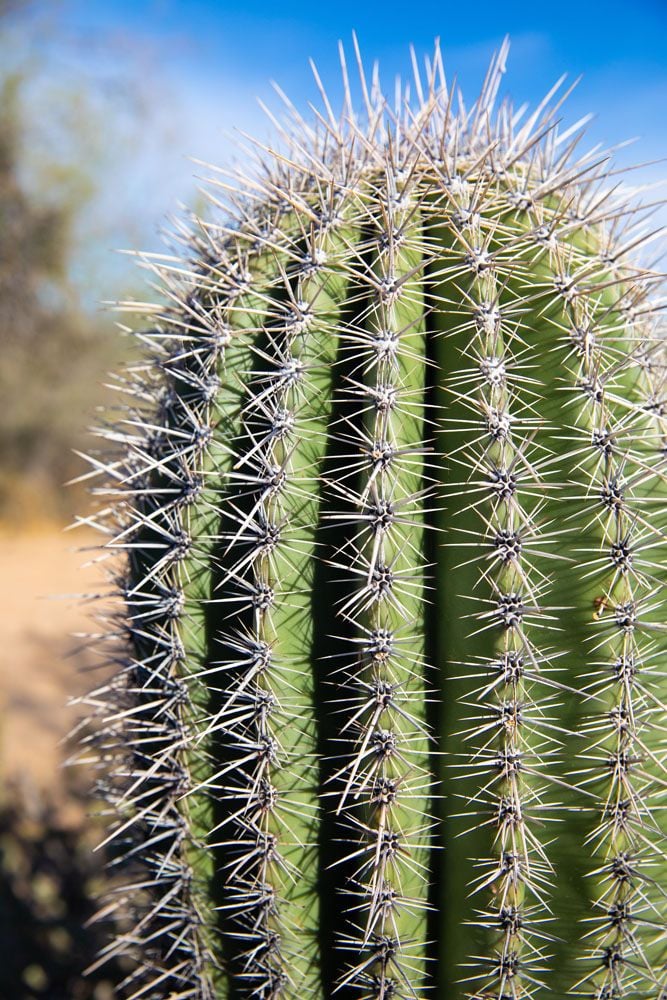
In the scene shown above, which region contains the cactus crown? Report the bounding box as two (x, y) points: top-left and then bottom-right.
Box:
(77, 37), (666, 1000)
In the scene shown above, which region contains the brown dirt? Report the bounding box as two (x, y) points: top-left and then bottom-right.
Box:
(0, 525), (113, 808)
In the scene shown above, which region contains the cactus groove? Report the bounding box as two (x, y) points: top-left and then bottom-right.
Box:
(78, 37), (667, 1000)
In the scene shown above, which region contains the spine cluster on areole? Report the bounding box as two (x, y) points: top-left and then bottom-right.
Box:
(325, 169), (433, 994)
(438, 199), (560, 997)
(546, 236), (667, 998)
(206, 193), (348, 992)
(81, 243), (255, 997)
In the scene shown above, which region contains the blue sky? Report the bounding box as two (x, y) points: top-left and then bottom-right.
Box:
(59, 0), (667, 127)
(62, 0), (667, 144)
(18, 0), (667, 298)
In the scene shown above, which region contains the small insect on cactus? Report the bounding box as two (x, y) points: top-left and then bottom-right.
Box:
(76, 36), (667, 1000)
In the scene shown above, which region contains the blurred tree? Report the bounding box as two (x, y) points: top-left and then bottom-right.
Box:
(0, 0), (125, 521)
(0, 0), (189, 522)
(0, 67), (120, 521)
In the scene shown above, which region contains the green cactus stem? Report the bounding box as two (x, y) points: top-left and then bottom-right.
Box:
(77, 36), (667, 1000)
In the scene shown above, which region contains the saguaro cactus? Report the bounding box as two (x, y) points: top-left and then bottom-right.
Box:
(79, 38), (667, 1000)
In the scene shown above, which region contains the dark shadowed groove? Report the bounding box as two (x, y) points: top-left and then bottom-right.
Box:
(204, 318), (279, 1000)
(198, 265), (303, 994)
(204, 577), (251, 1000)
(311, 275), (374, 1000)
(204, 237), (365, 995)
(421, 248), (444, 995)
(422, 218), (492, 1000)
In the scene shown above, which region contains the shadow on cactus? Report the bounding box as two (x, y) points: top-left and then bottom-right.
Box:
(74, 35), (667, 1000)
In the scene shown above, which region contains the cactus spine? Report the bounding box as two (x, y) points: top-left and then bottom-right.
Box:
(79, 37), (667, 1000)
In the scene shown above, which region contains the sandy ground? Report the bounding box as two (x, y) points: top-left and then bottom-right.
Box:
(0, 526), (112, 803)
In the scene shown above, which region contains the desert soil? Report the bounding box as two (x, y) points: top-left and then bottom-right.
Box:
(0, 526), (112, 807)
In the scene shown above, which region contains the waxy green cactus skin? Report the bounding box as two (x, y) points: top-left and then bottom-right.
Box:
(79, 38), (667, 1000)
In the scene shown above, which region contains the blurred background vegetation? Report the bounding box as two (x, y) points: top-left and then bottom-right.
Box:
(0, 2), (192, 996)
(0, 0), (178, 524)
(0, 62), (119, 524)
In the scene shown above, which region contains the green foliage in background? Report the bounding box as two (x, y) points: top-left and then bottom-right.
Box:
(0, 71), (120, 520)
(0, 1), (183, 522)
